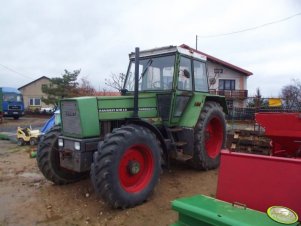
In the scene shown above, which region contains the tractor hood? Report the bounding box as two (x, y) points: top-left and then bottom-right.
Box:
(60, 93), (159, 138)
(97, 93), (157, 120)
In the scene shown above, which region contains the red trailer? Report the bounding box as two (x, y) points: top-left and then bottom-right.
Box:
(216, 112), (301, 217)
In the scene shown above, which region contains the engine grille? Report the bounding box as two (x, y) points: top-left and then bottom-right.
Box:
(9, 105), (21, 110)
(61, 101), (82, 136)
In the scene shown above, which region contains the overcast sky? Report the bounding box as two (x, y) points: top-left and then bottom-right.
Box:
(0, 0), (300, 97)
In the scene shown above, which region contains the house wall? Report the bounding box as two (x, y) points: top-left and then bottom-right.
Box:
(207, 61), (248, 108)
(207, 61), (247, 90)
(19, 78), (52, 109)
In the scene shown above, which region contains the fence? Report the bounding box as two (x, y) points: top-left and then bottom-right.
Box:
(226, 97), (301, 121)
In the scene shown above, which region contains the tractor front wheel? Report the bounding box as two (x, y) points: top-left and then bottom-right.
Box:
(36, 125), (86, 184)
(91, 124), (161, 209)
(190, 101), (226, 170)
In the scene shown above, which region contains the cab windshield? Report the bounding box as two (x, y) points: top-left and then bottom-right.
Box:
(124, 55), (175, 91)
(3, 93), (23, 102)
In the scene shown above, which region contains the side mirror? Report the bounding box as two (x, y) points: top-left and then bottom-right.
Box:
(183, 69), (190, 78)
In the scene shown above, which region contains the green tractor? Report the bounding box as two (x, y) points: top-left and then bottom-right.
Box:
(37, 45), (227, 209)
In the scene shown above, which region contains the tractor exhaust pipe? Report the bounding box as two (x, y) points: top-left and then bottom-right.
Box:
(133, 47), (139, 118)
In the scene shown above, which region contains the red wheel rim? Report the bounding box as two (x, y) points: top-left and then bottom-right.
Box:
(118, 144), (154, 193)
(205, 117), (223, 158)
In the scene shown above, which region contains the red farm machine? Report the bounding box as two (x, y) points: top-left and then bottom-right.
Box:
(171, 112), (301, 225)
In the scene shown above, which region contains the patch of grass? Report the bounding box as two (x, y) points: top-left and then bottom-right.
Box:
(0, 134), (9, 140)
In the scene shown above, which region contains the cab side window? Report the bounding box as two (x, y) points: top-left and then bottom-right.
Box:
(178, 56), (192, 91)
(194, 60), (208, 92)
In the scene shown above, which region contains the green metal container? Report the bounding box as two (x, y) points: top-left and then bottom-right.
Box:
(171, 195), (299, 226)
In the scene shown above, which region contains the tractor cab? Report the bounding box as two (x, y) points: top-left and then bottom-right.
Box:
(124, 46), (208, 93)
(123, 45), (210, 125)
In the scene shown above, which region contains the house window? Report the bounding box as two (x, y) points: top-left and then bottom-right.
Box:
(29, 98), (41, 106)
(219, 79), (235, 90)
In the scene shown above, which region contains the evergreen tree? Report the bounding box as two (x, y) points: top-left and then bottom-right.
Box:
(42, 70), (80, 107)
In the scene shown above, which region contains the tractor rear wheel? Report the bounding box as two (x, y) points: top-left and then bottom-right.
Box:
(91, 124), (161, 209)
(36, 125), (86, 184)
(190, 101), (226, 170)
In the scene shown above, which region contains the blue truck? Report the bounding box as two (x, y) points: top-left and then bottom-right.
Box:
(0, 87), (25, 119)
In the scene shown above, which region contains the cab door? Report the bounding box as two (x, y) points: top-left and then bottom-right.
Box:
(170, 55), (194, 125)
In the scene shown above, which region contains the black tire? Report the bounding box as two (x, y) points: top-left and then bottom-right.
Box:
(190, 101), (226, 170)
(17, 138), (24, 146)
(30, 137), (37, 146)
(36, 125), (86, 185)
(91, 124), (161, 209)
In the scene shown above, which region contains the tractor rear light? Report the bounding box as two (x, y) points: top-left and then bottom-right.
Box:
(58, 138), (64, 147)
(74, 141), (80, 151)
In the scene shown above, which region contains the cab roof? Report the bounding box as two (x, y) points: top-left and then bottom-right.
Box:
(129, 45), (207, 61)
(1, 87), (21, 94)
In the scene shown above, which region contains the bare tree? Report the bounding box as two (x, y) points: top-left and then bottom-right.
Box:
(281, 79), (301, 109)
(77, 76), (96, 96)
(105, 73), (126, 91)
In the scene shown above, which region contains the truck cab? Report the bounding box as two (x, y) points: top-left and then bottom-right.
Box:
(1, 87), (25, 119)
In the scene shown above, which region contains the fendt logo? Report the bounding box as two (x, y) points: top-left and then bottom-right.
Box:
(99, 107), (156, 113)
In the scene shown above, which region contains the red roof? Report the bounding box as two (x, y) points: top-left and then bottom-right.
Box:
(180, 44), (253, 76)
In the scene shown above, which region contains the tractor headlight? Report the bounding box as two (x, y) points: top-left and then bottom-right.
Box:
(74, 141), (80, 151)
(58, 138), (64, 147)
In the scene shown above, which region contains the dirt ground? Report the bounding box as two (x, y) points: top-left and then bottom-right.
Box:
(0, 116), (47, 133)
(0, 117), (219, 226)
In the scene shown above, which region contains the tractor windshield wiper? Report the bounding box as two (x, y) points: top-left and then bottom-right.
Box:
(139, 59), (153, 80)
